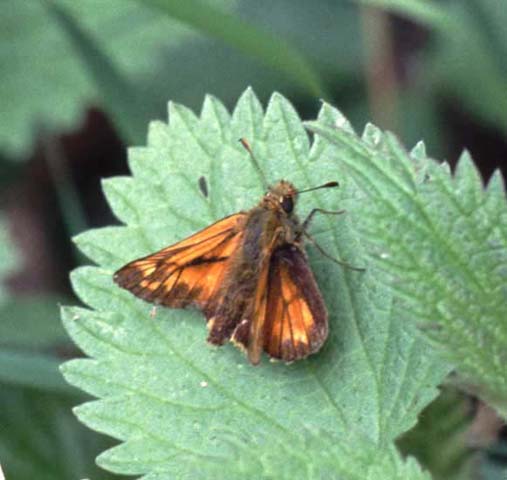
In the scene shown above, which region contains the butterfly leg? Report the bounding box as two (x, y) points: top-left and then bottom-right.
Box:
(296, 207), (345, 243)
(302, 231), (365, 272)
(299, 208), (364, 271)
(300, 208), (345, 233)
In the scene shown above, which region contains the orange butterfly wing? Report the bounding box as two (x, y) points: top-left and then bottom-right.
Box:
(262, 245), (328, 362)
(230, 244), (328, 363)
(113, 213), (246, 316)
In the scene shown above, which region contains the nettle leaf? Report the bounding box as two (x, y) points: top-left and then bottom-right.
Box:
(62, 89), (448, 478)
(3, 0), (361, 158)
(306, 108), (507, 418)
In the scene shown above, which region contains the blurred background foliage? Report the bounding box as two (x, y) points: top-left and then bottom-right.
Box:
(0, 0), (505, 478)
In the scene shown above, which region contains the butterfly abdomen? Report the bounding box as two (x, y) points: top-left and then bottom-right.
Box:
(206, 208), (276, 346)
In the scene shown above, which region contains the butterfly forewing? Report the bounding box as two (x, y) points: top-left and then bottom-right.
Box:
(114, 213), (246, 315)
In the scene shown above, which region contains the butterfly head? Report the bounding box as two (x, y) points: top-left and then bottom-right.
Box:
(263, 180), (298, 214)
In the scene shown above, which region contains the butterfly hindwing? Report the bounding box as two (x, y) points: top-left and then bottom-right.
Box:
(230, 244), (328, 363)
(263, 245), (328, 362)
(114, 213), (246, 315)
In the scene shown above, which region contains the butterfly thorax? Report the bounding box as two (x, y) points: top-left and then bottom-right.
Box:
(207, 190), (302, 345)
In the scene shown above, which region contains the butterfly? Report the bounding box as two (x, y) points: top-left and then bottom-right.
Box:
(114, 139), (362, 364)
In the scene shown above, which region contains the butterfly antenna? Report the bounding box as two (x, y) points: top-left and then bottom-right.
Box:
(239, 138), (269, 190)
(298, 181), (339, 194)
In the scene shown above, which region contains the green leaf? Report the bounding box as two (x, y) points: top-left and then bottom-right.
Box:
(0, 0), (192, 156)
(2, 0), (361, 158)
(0, 208), (116, 479)
(0, 385), (117, 480)
(0, 296), (69, 349)
(45, 1), (150, 144)
(139, 0), (328, 99)
(62, 89), (449, 478)
(306, 109), (507, 418)
(430, 2), (507, 133)
(0, 349), (76, 395)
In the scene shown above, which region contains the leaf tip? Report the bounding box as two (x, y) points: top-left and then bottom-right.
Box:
(236, 86), (262, 107)
(410, 141), (427, 160)
(361, 123), (383, 147)
(486, 169), (507, 197)
(454, 149), (483, 188)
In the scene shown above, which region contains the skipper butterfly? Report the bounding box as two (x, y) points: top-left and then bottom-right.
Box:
(114, 139), (362, 364)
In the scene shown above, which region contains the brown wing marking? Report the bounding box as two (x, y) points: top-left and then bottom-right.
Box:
(263, 246), (328, 362)
(114, 213), (245, 315)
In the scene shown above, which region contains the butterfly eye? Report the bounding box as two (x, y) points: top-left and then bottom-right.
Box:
(280, 195), (294, 213)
